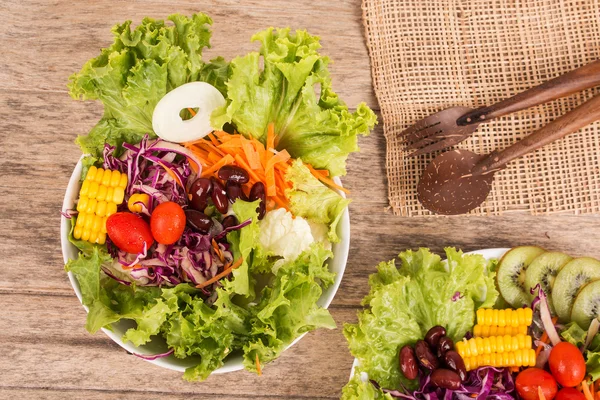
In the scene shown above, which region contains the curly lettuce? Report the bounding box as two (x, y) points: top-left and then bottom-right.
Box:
(212, 28), (377, 176)
(68, 13), (229, 157)
(343, 248), (499, 392)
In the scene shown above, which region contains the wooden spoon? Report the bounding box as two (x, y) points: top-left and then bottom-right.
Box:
(418, 93), (600, 215)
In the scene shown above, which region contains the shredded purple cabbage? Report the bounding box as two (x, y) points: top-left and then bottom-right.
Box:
(100, 136), (249, 290)
(372, 366), (516, 399)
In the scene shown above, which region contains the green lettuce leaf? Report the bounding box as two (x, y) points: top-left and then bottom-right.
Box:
(343, 248), (498, 391)
(561, 321), (588, 346)
(286, 159), (349, 242)
(68, 13), (229, 157)
(241, 242), (336, 372)
(342, 373), (394, 400)
(586, 350), (600, 381)
(65, 246), (163, 335)
(560, 322), (600, 381)
(211, 27), (377, 176)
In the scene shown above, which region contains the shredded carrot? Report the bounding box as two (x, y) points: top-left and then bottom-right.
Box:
(195, 257), (244, 289)
(255, 353), (262, 376)
(201, 154), (235, 178)
(120, 263), (138, 270)
(583, 380), (594, 400)
(509, 367), (520, 373)
(187, 107), (197, 117)
(592, 378), (596, 400)
(185, 126), (345, 211)
(156, 160), (185, 189)
(212, 239), (224, 263)
(538, 386), (547, 400)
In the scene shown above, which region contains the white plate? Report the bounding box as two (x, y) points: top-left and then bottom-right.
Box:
(349, 248), (510, 379)
(61, 157), (350, 374)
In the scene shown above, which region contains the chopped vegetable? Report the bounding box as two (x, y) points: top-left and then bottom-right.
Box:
(74, 166), (127, 244)
(476, 307), (533, 327)
(473, 324), (528, 337)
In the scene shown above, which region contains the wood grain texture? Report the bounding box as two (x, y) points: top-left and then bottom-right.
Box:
(1, 0), (600, 399)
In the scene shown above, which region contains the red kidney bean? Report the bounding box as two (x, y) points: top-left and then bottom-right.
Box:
(226, 181), (247, 203)
(221, 215), (239, 229)
(437, 336), (454, 357)
(415, 340), (439, 371)
(189, 178), (212, 212)
(430, 369), (461, 390)
(210, 178), (228, 214)
(249, 182), (266, 219)
(185, 210), (213, 233)
(218, 165), (249, 184)
(425, 326), (447, 348)
(399, 345), (419, 380)
(443, 350), (467, 382)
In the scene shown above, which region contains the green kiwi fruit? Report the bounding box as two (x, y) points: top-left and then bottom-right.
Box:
(496, 246), (546, 308)
(571, 279), (600, 329)
(525, 251), (572, 314)
(553, 257), (600, 322)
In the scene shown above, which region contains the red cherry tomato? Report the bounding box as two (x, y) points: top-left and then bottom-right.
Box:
(106, 212), (154, 254)
(548, 342), (586, 387)
(150, 201), (186, 245)
(555, 388), (586, 400)
(516, 368), (558, 400)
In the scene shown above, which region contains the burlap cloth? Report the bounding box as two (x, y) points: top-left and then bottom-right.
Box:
(362, 0), (600, 216)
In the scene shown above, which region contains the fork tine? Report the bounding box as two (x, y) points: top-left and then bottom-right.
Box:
(403, 122), (443, 145)
(408, 137), (465, 157)
(398, 117), (441, 138)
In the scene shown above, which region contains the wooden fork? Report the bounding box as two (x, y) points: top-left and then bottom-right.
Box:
(401, 60), (600, 156)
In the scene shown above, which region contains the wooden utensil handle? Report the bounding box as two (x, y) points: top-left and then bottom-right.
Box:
(457, 60), (600, 126)
(472, 94), (600, 175)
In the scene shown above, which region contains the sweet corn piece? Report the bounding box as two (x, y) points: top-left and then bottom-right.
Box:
(473, 324), (528, 337)
(456, 334), (532, 358)
(128, 193), (150, 213)
(463, 349), (537, 371)
(476, 308), (533, 327)
(74, 167), (126, 244)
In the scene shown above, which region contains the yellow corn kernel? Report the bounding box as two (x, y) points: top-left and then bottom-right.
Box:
(89, 231), (98, 244)
(516, 308), (525, 326)
(86, 198), (97, 214)
(84, 215), (93, 231)
(101, 217), (108, 233)
(477, 309), (485, 324)
(86, 166), (98, 181)
(456, 340), (467, 357)
(96, 232), (106, 245)
(475, 337), (484, 356)
(92, 215), (103, 233)
(508, 352), (516, 367)
(81, 229), (90, 241)
(97, 185), (107, 202)
(128, 193), (150, 213)
(119, 174), (128, 188)
(524, 308), (533, 326)
(100, 170), (111, 187)
(106, 202), (118, 217)
(88, 181), (99, 199)
(80, 180), (90, 196)
(113, 187), (125, 204)
(77, 196), (88, 212)
(498, 309), (506, 327)
(110, 170), (122, 187)
(75, 213), (85, 227)
(477, 354), (485, 367)
(96, 201), (107, 217)
(482, 353), (491, 367)
(106, 187), (114, 203)
(528, 349), (536, 366)
(73, 226), (82, 239)
(463, 356), (473, 371)
(469, 338), (479, 357)
(94, 168), (105, 183)
(515, 348), (523, 366)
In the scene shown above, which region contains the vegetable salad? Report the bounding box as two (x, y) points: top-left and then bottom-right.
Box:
(64, 13), (376, 381)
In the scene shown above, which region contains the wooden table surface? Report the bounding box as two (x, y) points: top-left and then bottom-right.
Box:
(2, 1), (600, 399)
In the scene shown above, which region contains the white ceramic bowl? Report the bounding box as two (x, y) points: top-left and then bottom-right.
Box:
(349, 248), (510, 379)
(61, 157), (350, 374)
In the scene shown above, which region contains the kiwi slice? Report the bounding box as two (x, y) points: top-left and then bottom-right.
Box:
(525, 251), (572, 313)
(496, 246), (546, 308)
(571, 280), (600, 329)
(553, 257), (600, 322)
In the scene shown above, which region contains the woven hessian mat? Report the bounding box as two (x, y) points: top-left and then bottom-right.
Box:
(362, 0), (600, 216)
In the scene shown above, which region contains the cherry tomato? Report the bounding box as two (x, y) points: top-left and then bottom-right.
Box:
(555, 388), (586, 400)
(106, 212), (154, 254)
(150, 201), (186, 245)
(548, 342), (586, 387)
(516, 368), (558, 400)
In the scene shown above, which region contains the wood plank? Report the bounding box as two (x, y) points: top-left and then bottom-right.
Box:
(0, 291), (355, 399)
(0, 0), (378, 109)
(0, 388), (324, 400)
